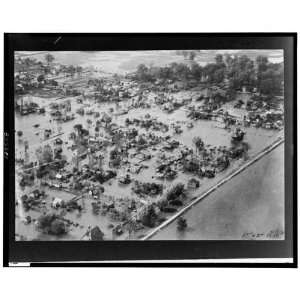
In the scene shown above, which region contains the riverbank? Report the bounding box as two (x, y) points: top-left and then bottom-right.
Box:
(149, 141), (284, 240)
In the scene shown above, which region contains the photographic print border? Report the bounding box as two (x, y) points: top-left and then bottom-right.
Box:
(3, 33), (297, 267)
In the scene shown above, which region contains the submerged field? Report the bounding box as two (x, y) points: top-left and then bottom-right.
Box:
(15, 87), (284, 240)
(150, 142), (284, 240)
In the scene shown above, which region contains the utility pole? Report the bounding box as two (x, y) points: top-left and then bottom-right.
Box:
(21, 96), (24, 113)
(87, 148), (94, 169)
(72, 149), (79, 170)
(98, 154), (104, 171)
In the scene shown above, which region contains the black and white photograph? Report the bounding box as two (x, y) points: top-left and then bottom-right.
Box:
(14, 49), (285, 241)
(3, 33), (296, 266)
(1, 2), (299, 300)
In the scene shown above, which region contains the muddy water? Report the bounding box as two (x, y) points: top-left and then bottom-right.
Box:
(150, 143), (284, 240)
(15, 91), (283, 240)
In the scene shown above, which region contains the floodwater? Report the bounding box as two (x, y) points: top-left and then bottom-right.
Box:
(150, 143), (284, 240)
(14, 66), (284, 240)
(15, 89), (283, 240)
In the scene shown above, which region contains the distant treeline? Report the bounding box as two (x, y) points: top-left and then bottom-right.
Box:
(133, 54), (284, 96)
(15, 54), (84, 77)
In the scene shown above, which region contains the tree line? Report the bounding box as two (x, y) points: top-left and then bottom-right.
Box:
(133, 54), (284, 96)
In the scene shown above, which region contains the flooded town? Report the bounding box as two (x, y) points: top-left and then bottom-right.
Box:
(14, 50), (285, 241)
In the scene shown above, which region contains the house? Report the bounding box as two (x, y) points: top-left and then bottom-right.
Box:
(187, 178), (200, 189)
(55, 173), (63, 180)
(52, 197), (64, 208)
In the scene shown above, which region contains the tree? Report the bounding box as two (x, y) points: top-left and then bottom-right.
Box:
(50, 80), (58, 86)
(203, 62), (226, 84)
(45, 53), (55, 65)
(157, 66), (173, 80)
(76, 66), (83, 75)
(38, 214), (56, 230)
(227, 55), (256, 90)
(190, 63), (203, 80)
(42, 65), (51, 75)
(41, 144), (54, 163)
(193, 137), (204, 153)
(37, 213), (66, 235)
(24, 140), (29, 153)
(214, 67), (226, 83)
(74, 124), (83, 136)
(136, 64), (152, 81)
(177, 217), (187, 231)
(183, 157), (200, 173)
(50, 219), (66, 235)
(90, 226), (104, 240)
(215, 54), (224, 65)
(109, 148), (119, 160)
(171, 63), (190, 81)
(256, 56), (283, 96)
(188, 51), (196, 61)
(225, 54), (234, 67)
(176, 50), (199, 61)
(166, 183), (185, 202)
(37, 74), (45, 82)
(182, 51), (189, 59)
(141, 204), (157, 228)
(67, 65), (76, 78)
(257, 66), (283, 95)
(35, 146), (43, 164)
(256, 56), (269, 73)
(24, 57), (31, 67)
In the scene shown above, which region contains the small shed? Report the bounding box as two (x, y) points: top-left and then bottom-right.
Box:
(55, 173), (63, 180)
(52, 197), (64, 208)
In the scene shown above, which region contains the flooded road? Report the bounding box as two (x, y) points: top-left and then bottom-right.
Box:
(15, 90), (284, 240)
(14, 50), (285, 241)
(150, 142), (284, 240)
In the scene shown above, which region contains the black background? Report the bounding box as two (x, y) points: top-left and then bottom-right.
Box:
(3, 33), (297, 266)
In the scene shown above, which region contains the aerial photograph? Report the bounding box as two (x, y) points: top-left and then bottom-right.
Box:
(14, 50), (284, 241)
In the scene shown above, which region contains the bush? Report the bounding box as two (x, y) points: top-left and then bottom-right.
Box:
(37, 214), (67, 235)
(50, 219), (67, 235)
(38, 214), (57, 230)
(36, 167), (47, 179)
(161, 206), (177, 213)
(90, 226), (104, 240)
(183, 159), (200, 173)
(21, 194), (28, 202)
(132, 181), (163, 197)
(141, 205), (158, 228)
(109, 148), (119, 160)
(73, 181), (83, 190)
(166, 183), (185, 202)
(37, 74), (45, 82)
(110, 157), (121, 168)
(177, 217), (187, 231)
(169, 199), (183, 206)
